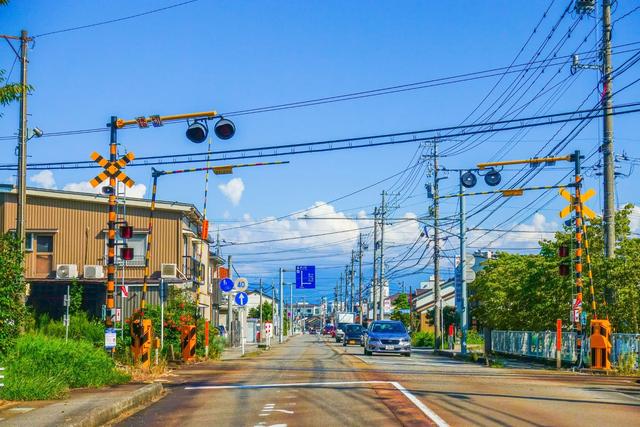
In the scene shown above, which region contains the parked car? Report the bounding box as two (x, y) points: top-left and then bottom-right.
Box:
(363, 320), (411, 357)
(342, 323), (365, 346)
(335, 322), (349, 343)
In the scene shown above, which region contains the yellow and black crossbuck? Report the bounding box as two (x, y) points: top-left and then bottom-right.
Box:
(89, 151), (136, 188)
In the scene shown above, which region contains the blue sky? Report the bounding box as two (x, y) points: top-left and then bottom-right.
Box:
(2, 1), (639, 302)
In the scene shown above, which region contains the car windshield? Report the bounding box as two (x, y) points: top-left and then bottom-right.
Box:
(371, 322), (406, 334)
(345, 324), (363, 333)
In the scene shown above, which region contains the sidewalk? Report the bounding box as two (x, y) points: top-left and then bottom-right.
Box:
(0, 383), (162, 427)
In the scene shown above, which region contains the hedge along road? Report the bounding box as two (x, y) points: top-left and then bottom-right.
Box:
(117, 334), (442, 427)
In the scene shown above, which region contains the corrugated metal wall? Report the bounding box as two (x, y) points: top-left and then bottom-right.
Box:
(2, 192), (182, 279)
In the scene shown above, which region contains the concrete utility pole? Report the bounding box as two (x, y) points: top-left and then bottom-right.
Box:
(372, 207), (379, 321)
(289, 281), (293, 336)
(16, 30), (29, 253)
(459, 171), (468, 355)
(350, 251), (355, 313)
(379, 191), (386, 320)
(602, 0), (615, 259)
(433, 141), (442, 350)
(279, 267), (284, 344)
(227, 255), (233, 345)
(271, 282), (276, 336)
(339, 272), (343, 311)
(358, 233), (363, 324)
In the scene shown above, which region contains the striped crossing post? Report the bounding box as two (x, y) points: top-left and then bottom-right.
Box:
(573, 150), (584, 359)
(106, 117), (118, 333)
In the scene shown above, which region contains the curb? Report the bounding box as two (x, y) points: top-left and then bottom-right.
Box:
(67, 383), (163, 427)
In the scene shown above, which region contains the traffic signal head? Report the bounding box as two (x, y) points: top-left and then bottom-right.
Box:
(214, 118), (235, 140)
(484, 168), (502, 186)
(186, 120), (209, 143)
(461, 171), (477, 188)
(558, 245), (569, 276)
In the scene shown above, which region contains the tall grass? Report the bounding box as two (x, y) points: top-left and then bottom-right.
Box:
(0, 334), (130, 400)
(33, 312), (104, 347)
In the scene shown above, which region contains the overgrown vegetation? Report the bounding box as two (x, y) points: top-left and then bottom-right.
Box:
(411, 331), (434, 347)
(0, 334), (130, 400)
(470, 205), (640, 333)
(0, 233), (26, 355)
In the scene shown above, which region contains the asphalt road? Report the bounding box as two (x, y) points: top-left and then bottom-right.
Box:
(119, 335), (640, 427)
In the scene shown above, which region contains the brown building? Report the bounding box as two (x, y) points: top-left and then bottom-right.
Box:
(0, 184), (225, 322)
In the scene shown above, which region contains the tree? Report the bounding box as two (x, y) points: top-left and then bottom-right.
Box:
(249, 302), (273, 321)
(470, 205), (640, 333)
(390, 294), (411, 328)
(0, 233), (26, 355)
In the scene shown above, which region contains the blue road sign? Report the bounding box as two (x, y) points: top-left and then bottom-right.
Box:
(295, 265), (316, 289)
(220, 278), (234, 293)
(234, 291), (249, 306)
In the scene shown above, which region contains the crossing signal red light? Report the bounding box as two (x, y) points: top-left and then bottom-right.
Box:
(559, 245), (569, 276)
(214, 118), (235, 140)
(559, 245), (569, 257)
(186, 120), (208, 143)
(121, 247), (134, 261)
(120, 225), (134, 239)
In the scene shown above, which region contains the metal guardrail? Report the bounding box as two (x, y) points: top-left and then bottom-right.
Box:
(491, 330), (640, 367)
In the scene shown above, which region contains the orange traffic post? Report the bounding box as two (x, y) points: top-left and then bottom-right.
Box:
(181, 325), (197, 362)
(590, 319), (612, 370)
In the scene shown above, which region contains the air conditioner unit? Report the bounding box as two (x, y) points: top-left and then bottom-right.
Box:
(84, 265), (104, 279)
(56, 264), (78, 279)
(161, 263), (177, 279)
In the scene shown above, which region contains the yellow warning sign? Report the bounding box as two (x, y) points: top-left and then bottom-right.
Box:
(559, 188), (596, 219)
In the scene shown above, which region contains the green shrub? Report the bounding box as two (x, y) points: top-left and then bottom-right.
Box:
(466, 330), (484, 345)
(411, 331), (434, 348)
(0, 334), (130, 400)
(33, 312), (104, 347)
(616, 353), (638, 376)
(209, 335), (226, 360)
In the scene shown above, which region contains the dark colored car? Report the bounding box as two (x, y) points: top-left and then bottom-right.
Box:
(342, 323), (365, 346)
(322, 325), (335, 336)
(363, 320), (411, 357)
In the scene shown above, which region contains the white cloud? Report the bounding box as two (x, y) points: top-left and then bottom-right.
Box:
(468, 213), (559, 250)
(63, 180), (147, 199)
(30, 170), (57, 189)
(219, 202), (422, 276)
(218, 178), (245, 206)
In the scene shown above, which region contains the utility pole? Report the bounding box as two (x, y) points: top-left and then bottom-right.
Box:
(227, 255), (233, 346)
(602, 0), (615, 259)
(16, 30), (30, 253)
(433, 141), (442, 350)
(339, 272), (343, 312)
(379, 191), (386, 320)
(459, 171), (468, 355)
(271, 282), (276, 338)
(372, 207), (379, 321)
(358, 233), (363, 324)
(279, 267), (284, 344)
(350, 251), (355, 313)
(259, 279), (263, 344)
(289, 280), (293, 336)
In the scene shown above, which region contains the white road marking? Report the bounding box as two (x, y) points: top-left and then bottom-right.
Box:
(185, 380), (388, 390)
(8, 407), (34, 413)
(263, 409), (295, 414)
(390, 381), (449, 427)
(187, 380), (448, 425)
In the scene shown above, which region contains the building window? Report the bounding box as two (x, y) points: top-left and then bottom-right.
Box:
(36, 235), (54, 253)
(25, 233), (34, 251)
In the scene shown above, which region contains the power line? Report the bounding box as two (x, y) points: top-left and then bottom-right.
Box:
(33, 0), (200, 38)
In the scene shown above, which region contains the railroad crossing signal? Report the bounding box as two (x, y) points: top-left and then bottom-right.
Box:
(89, 151), (136, 188)
(559, 188), (596, 219)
